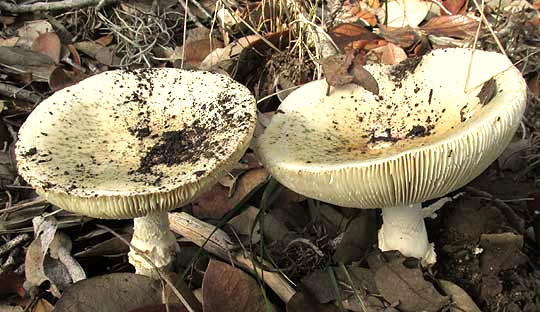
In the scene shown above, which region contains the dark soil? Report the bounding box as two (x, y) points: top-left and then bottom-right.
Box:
(389, 56), (422, 88)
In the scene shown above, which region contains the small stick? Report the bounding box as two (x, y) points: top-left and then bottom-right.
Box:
(168, 212), (296, 303)
(0, 197), (48, 214)
(0, 82), (42, 104)
(0, 233), (31, 257)
(0, 0), (119, 13)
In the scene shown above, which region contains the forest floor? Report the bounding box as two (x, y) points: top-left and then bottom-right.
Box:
(1, 0), (540, 311)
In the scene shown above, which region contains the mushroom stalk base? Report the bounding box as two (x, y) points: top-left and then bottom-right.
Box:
(129, 212), (179, 278)
(378, 203), (436, 265)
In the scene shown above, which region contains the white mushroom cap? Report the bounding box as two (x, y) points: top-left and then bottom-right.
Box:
(257, 48), (527, 208)
(16, 69), (257, 219)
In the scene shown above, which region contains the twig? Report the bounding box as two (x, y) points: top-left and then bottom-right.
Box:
(0, 248), (19, 275)
(0, 0), (119, 13)
(465, 186), (525, 233)
(0, 82), (42, 104)
(168, 212), (296, 303)
(0, 197), (48, 214)
(0, 233), (31, 257)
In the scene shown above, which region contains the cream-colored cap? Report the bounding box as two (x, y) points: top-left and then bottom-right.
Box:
(16, 69), (257, 219)
(257, 48), (526, 208)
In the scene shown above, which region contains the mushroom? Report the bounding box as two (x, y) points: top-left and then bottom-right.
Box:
(256, 48), (527, 265)
(16, 68), (257, 276)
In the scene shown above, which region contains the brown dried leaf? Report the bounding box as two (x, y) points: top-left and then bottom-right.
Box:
(95, 34), (114, 46)
(178, 38), (225, 66)
(320, 52), (379, 95)
(202, 259), (271, 312)
(74, 41), (121, 66)
(328, 23), (384, 52)
(54, 273), (162, 312)
(0, 272), (25, 297)
(476, 77), (497, 105)
(421, 15), (479, 39)
(369, 253), (449, 312)
(48, 67), (87, 92)
(32, 32), (61, 63)
(286, 291), (339, 312)
(192, 168), (269, 219)
(34, 299), (54, 312)
(319, 53), (355, 90)
(378, 26), (421, 48)
(479, 233), (528, 275)
(442, 0), (468, 15)
(380, 43), (408, 64)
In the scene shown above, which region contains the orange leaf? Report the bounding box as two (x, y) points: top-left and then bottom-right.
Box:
(442, 0), (468, 15)
(380, 43), (408, 64)
(95, 34), (114, 46)
(328, 23), (382, 52)
(32, 32), (61, 63)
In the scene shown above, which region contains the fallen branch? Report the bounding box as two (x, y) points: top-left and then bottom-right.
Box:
(168, 212), (296, 303)
(0, 0), (119, 13)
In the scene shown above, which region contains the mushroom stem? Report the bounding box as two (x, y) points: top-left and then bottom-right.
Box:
(129, 211), (179, 277)
(378, 203), (436, 265)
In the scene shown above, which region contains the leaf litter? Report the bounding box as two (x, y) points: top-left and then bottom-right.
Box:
(0, 0), (540, 311)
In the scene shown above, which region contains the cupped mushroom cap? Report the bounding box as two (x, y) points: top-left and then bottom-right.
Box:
(257, 48), (527, 208)
(16, 69), (257, 219)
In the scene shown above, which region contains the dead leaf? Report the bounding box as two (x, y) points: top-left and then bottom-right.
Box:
(74, 41), (121, 66)
(476, 77), (497, 105)
(333, 212), (378, 263)
(33, 299), (54, 312)
(368, 252), (449, 312)
(378, 26), (421, 48)
(228, 206), (261, 244)
(383, 0), (431, 27)
(439, 280), (481, 312)
(48, 67), (87, 92)
(32, 32), (61, 63)
(0, 37), (19, 47)
(320, 52), (379, 95)
(328, 23), (384, 52)
(193, 168), (269, 219)
(178, 39), (225, 66)
(441, 0), (468, 14)
(49, 232), (86, 283)
(202, 259), (271, 312)
(379, 43), (408, 64)
(286, 291), (339, 312)
(95, 34), (114, 46)
(421, 15), (479, 39)
(54, 273), (162, 312)
(479, 233), (528, 275)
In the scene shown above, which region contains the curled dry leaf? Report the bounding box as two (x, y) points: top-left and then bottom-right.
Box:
(48, 67), (87, 91)
(176, 38), (225, 67)
(32, 32), (61, 64)
(421, 15), (479, 39)
(192, 168), (269, 219)
(368, 252), (449, 312)
(476, 77), (497, 106)
(320, 52), (379, 95)
(202, 259), (271, 312)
